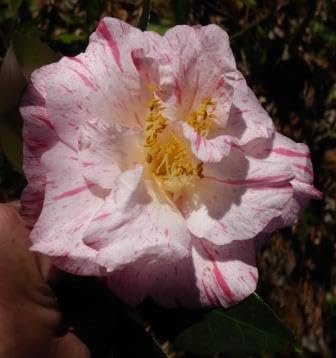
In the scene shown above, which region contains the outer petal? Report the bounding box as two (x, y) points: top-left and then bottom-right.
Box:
(82, 166), (194, 306)
(30, 17), (154, 150)
(103, 256), (199, 307)
(29, 61), (85, 150)
(225, 73), (274, 144)
(20, 84), (58, 226)
(186, 183), (295, 245)
(21, 17), (154, 224)
(29, 142), (104, 275)
(192, 238), (258, 307)
(184, 131), (319, 245)
(259, 132), (315, 184)
(242, 132), (322, 198)
(88, 17), (154, 127)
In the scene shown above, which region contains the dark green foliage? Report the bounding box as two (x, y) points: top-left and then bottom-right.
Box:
(174, 294), (294, 355)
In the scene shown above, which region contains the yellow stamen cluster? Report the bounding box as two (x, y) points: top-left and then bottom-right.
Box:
(144, 98), (203, 193)
(187, 98), (216, 136)
(144, 99), (167, 164)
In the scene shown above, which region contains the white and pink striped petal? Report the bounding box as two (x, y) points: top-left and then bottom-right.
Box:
(192, 238), (258, 307)
(29, 142), (104, 275)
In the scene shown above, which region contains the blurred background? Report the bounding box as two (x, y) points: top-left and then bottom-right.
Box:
(0, 0), (335, 356)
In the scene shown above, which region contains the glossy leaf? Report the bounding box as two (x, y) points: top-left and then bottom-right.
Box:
(0, 44), (25, 171)
(0, 30), (59, 171)
(0, 44), (27, 117)
(174, 293), (295, 355)
(0, 110), (23, 172)
(12, 30), (59, 78)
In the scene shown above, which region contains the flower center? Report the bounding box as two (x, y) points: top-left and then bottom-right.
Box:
(144, 98), (204, 193)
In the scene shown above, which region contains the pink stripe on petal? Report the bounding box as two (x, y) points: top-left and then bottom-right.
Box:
(306, 186), (323, 199)
(174, 77), (182, 104)
(68, 56), (82, 65)
(31, 114), (55, 130)
(68, 56), (91, 71)
(98, 20), (123, 72)
(52, 183), (94, 201)
(249, 271), (258, 283)
(293, 164), (313, 176)
(82, 162), (95, 167)
(68, 56), (97, 79)
(271, 147), (310, 158)
(60, 84), (73, 94)
(200, 241), (235, 304)
(67, 223), (84, 234)
(212, 262), (235, 304)
(216, 78), (225, 90)
(217, 221), (227, 232)
(93, 212), (111, 222)
(195, 134), (202, 151)
(70, 68), (99, 91)
(251, 184), (292, 191)
(204, 174), (294, 186)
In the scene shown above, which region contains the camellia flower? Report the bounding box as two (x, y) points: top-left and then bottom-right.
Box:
(20, 17), (321, 307)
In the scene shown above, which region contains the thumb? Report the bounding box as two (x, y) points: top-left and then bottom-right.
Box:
(51, 332), (91, 358)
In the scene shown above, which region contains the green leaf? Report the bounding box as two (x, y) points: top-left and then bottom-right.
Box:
(174, 293), (295, 356)
(12, 29), (60, 78)
(0, 44), (27, 117)
(0, 43), (26, 171)
(0, 29), (58, 172)
(0, 109), (23, 172)
(138, 0), (151, 31)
